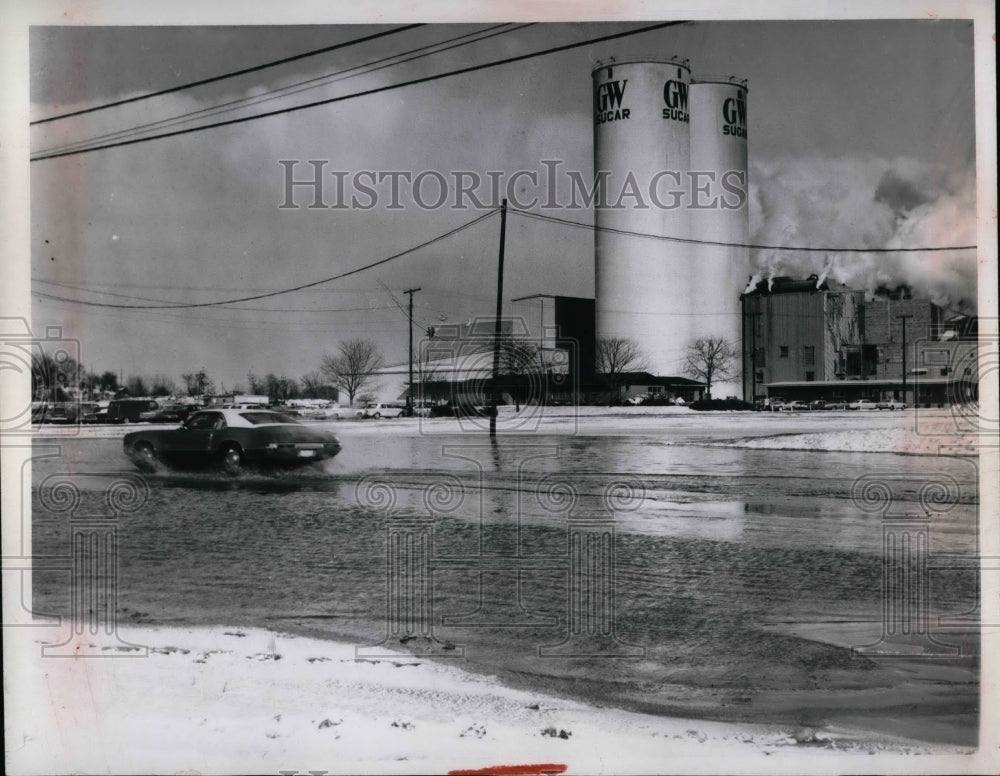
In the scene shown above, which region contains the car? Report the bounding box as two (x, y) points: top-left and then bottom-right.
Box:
(362, 402), (406, 419)
(324, 404), (364, 419)
(123, 408), (342, 475)
(876, 399), (908, 410)
(144, 404), (200, 424)
(808, 400), (827, 411)
(31, 400), (99, 423)
(825, 400), (849, 410)
(785, 400), (809, 411)
(82, 408), (110, 424)
(108, 398), (160, 423)
(847, 399), (878, 411)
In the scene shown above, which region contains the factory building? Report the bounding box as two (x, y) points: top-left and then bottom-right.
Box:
(742, 277), (979, 406)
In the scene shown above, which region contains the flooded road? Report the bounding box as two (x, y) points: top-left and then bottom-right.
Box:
(30, 428), (980, 745)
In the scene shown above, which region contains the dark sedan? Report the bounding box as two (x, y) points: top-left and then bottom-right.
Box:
(123, 409), (341, 474)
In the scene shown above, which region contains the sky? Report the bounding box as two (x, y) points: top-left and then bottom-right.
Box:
(26, 20), (979, 390)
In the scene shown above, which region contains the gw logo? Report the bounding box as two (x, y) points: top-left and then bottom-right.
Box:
(722, 94), (747, 138)
(662, 80), (689, 123)
(595, 79), (630, 125)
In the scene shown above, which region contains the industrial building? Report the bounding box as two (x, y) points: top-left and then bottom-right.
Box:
(379, 59), (976, 411)
(741, 277), (979, 406)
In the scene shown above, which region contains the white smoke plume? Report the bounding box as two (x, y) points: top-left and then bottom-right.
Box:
(748, 155), (977, 312)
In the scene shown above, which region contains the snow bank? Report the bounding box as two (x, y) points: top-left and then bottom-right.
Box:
(6, 625), (959, 775)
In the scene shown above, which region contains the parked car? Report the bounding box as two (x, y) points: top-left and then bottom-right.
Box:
(31, 400), (99, 423)
(123, 408), (341, 475)
(808, 400), (827, 411)
(144, 404), (200, 424)
(876, 399), (908, 410)
(825, 400), (849, 410)
(107, 398), (160, 424)
(82, 408), (110, 424)
(848, 398), (879, 411)
(362, 402), (406, 419)
(785, 400), (809, 411)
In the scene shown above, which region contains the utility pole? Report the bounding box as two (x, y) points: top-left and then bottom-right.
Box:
(746, 302), (759, 406)
(404, 287), (421, 414)
(490, 199), (508, 439)
(897, 314), (913, 404)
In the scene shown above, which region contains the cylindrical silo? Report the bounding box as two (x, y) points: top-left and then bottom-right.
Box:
(688, 78), (749, 398)
(592, 58), (692, 378)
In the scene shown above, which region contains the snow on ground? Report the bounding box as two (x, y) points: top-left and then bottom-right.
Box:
(32, 406), (986, 456)
(6, 625), (967, 776)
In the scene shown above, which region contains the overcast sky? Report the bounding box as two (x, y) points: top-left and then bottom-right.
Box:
(28, 20), (977, 389)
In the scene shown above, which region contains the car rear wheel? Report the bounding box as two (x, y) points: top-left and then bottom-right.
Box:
(373, 412), (381, 419)
(134, 441), (157, 471)
(221, 444), (244, 475)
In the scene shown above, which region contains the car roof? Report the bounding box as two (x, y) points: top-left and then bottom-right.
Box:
(190, 408), (299, 428)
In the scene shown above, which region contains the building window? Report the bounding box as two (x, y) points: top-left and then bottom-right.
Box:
(803, 346), (815, 365)
(757, 348), (766, 367)
(780, 346), (789, 358)
(755, 371), (764, 383)
(940, 367), (949, 376)
(805, 371), (815, 382)
(964, 367), (972, 376)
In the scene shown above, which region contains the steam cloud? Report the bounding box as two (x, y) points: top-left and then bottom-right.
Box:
(748, 155), (977, 312)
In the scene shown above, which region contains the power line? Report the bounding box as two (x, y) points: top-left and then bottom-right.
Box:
(30, 25), (424, 126)
(31, 281), (398, 313)
(509, 207), (977, 254)
(29, 209), (496, 309)
(35, 24), (529, 158)
(30, 21), (686, 162)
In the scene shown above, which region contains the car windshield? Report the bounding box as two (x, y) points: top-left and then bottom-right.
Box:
(239, 411), (298, 425)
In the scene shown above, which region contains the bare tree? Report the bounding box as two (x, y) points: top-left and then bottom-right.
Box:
(596, 337), (647, 401)
(684, 337), (737, 400)
(497, 335), (539, 376)
(148, 374), (176, 397)
(321, 339), (384, 405)
(124, 374), (149, 397)
(300, 371), (327, 399)
(490, 335), (540, 410)
(181, 369), (215, 397)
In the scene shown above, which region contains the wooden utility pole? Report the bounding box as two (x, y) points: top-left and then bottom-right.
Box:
(404, 287), (421, 414)
(490, 200), (508, 439)
(897, 313), (913, 404)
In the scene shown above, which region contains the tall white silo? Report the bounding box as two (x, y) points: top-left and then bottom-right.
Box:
(592, 58), (692, 377)
(688, 78), (749, 398)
